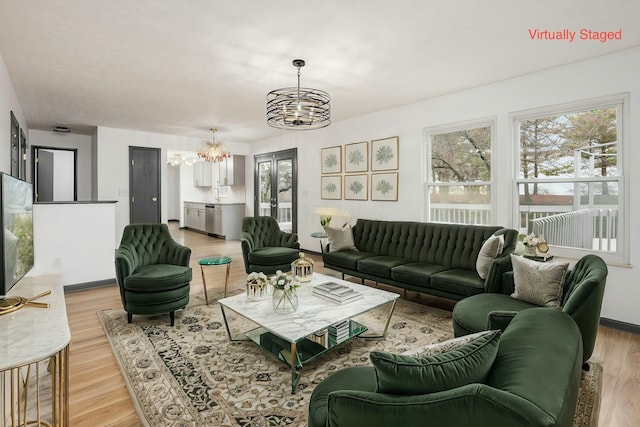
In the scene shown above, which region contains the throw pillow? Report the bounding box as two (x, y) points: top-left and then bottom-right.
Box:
(402, 330), (495, 358)
(323, 223), (356, 252)
(476, 234), (505, 280)
(370, 330), (500, 395)
(510, 254), (569, 308)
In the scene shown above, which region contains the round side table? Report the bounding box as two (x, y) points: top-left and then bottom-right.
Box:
(198, 256), (232, 304)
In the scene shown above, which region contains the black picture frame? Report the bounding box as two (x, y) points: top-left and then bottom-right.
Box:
(10, 111), (20, 178)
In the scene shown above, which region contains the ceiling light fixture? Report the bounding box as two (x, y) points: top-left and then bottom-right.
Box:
(167, 153), (196, 166)
(197, 128), (231, 163)
(266, 59), (330, 130)
(53, 125), (70, 133)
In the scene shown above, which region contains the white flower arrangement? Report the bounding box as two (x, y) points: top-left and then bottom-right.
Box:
(522, 233), (545, 247)
(247, 272), (269, 285)
(271, 270), (300, 293)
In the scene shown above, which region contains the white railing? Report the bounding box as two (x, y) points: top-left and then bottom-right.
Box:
(259, 202), (293, 231)
(531, 208), (618, 251)
(430, 204), (491, 225)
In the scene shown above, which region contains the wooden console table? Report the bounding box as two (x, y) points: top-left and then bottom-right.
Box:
(0, 275), (70, 426)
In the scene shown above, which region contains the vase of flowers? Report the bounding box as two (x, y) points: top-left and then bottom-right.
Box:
(246, 272), (269, 301)
(271, 270), (300, 314)
(522, 233), (544, 256)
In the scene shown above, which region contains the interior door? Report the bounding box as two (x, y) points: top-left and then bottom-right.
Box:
(35, 149), (54, 202)
(129, 146), (161, 224)
(254, 149), (297, 233)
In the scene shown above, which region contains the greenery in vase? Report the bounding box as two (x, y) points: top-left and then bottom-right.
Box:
(271, 270), (300, 293)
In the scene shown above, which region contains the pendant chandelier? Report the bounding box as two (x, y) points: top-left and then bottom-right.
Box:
(266, 59), (330, 130)
(197, 128), (231, 163)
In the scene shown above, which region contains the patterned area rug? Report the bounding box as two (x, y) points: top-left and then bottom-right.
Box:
(98, 296), (601, 427)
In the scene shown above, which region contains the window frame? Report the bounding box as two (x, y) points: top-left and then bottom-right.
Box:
(511, 94), (629, 265)
(424, 117), (497, 225)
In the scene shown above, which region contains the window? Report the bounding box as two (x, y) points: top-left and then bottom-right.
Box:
(514, 96), (626, 262)
(426, 120), (494, 225)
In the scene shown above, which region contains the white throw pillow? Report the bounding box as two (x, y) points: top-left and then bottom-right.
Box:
(476, 234), (505, 279)
(323, 223), (356, 252)
(510, 254), (569, 308)
(401, 330), (496, 358)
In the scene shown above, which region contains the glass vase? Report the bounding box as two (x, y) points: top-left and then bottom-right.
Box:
(525, 245), (537, 256)
(272, 289), (299, 314)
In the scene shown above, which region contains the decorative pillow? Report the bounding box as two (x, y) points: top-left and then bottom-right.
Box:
(510, 254), (569, 308)
(476, 234), (505, 279)
(402, 330), (495, 358)
(370, 330), (501, 395)
(323, 223), (356, 252)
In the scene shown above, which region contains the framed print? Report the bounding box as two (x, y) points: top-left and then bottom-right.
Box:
(371, 136), (398, 171)
(344, 141), (368, 173)
(321, 175), (342, 200)
(371, 172), (398, 201)
(321, 145), (342, 174)
(344, 174), (368, 200)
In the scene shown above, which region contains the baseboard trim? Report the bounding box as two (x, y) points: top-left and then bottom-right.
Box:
(63, 279), (116, 293)
(600, 317), (640, 334)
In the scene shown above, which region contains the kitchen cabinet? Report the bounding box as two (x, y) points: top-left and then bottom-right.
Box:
(193, 162), (213, 187)
(219, 155), (245, 186)
(184, 202), (206, 232)
(210, 204), (244, 240)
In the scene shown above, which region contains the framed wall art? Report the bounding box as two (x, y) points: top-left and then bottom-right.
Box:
(344, 174), (368, 200)
(10, 111), (20, 178)
(344, 141), (368, 173)
(371, 136), (398, 171)
(371, 172), (398, 201)
(321, 145), (342, 174)
(19, 128), (27, 180)
(321, 175), (342, 200)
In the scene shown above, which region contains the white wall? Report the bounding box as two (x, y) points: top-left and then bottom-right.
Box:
(167, 164), (180, 220)
(28, 130), (93, 200)
(95, 127), (251, 244)
(0, 53), (26, 175)
(249, 47), (640, 326)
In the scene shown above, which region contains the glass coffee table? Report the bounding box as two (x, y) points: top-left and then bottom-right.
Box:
(218, 273), (399, 393)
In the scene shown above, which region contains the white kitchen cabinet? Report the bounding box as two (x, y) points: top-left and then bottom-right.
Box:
(193, 161), (213, 187)
(184, 202), (206, 232)
(211, 204), (244, 240)
(219, 155), (245, 186)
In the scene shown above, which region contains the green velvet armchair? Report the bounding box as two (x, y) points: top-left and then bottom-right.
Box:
(452, 254), (607, 364)
(240, 216), (300, 275)
(114, 223), (192, 326)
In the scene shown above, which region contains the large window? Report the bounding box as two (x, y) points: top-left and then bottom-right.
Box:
(514, 96), (626, 262)
(426, 120), (494, 225)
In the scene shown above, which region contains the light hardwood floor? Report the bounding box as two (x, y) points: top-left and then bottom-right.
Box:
(64, 224), (640, 426)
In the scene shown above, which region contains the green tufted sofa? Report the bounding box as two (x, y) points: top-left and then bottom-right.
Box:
(308, 307), (583, 427)
(240, 216), (300, 275)
(114, 223), (192, 326)
(452, 254), (608, 364)
(322, 219), (518, 300)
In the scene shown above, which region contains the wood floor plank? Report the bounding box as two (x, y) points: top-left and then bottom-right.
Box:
(63, 222), (640, 426)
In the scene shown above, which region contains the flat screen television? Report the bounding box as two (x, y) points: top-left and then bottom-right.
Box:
(0, 173), (34, 295)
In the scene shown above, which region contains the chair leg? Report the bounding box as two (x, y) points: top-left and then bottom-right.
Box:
(127, 312), (133, 323)
(170, 311), (175, 327)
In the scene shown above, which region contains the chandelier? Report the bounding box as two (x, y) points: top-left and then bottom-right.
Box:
(266, 59), (330, 130)
(197, 128), (231, 163)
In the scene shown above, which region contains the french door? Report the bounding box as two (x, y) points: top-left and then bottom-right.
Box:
(254, 149), (297, 233)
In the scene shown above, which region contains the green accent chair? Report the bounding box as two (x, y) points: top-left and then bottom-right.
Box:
(452, 254), (607, 364)
(309, 308), (583, 427)
(240, 216), (300, 275)
(115, 223), (192, 326)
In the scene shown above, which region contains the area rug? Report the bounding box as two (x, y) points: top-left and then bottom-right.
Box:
(98, 296), (602, 427)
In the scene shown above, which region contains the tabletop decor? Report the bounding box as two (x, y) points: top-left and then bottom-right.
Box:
(271, 270), (300, 314)
(291, 252), (314, 282)
(245, 272), (269, 301)
(522, 233), (546, 256)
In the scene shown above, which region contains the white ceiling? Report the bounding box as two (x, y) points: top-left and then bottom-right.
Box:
(0, 0), (638, 143)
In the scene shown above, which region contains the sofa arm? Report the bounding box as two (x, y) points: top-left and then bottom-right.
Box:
(484, 255), (513, 294)
(114, 243), (138, 286)
(240, 233), (254, 274)
(487, 310), (518, 331)
(326, 384), (553, 427)
(163, 240), (192, 266)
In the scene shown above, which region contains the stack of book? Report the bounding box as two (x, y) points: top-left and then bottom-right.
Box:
(328, 320), (350, 343)
(312, 282), (363, 304)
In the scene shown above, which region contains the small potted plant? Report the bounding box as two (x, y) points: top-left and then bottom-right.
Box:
(522, 233), (545, 256)
(271, 270), (300, 314)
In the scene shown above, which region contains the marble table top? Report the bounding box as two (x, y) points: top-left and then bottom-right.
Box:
(219, 273), (399, 342)
(0, 274), (70, 370)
